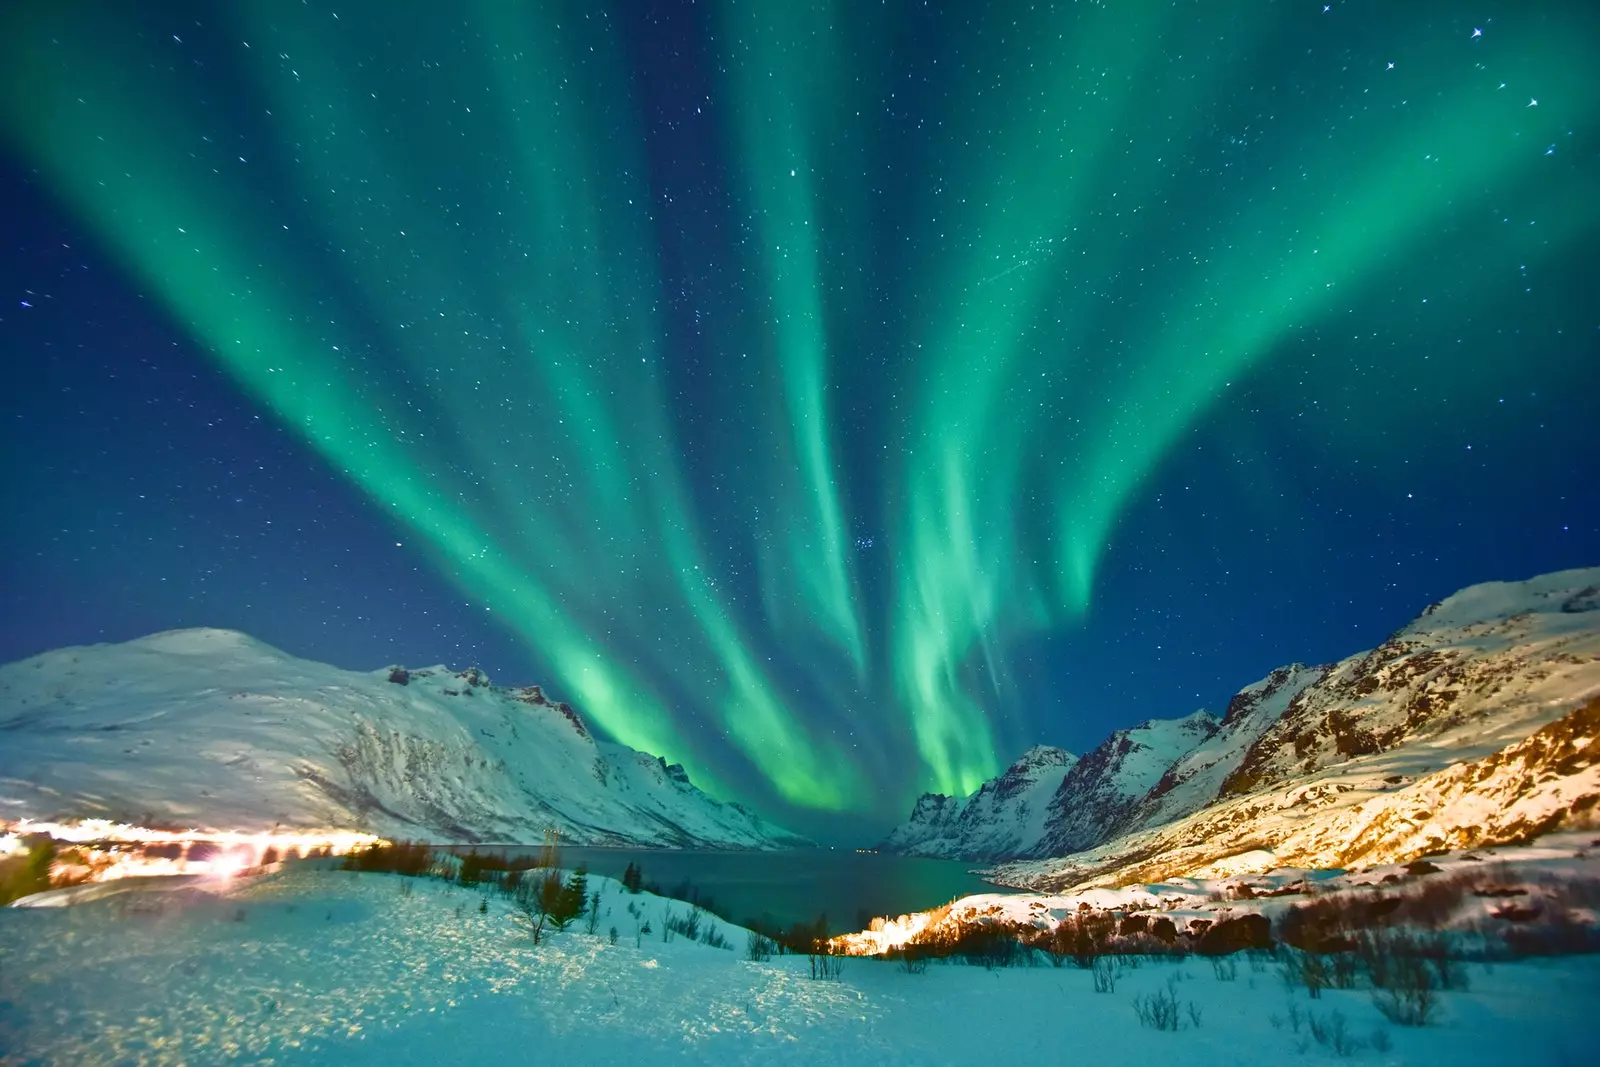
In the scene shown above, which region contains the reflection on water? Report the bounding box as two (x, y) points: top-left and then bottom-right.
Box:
(447, 846), (1005, 934)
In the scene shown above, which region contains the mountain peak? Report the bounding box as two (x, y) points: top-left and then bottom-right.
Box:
(884, 565), (1600, 872)
(1010, 745), (1077, 772)
(0, 631), (805, 849)
(1399, 565), (1600, 639)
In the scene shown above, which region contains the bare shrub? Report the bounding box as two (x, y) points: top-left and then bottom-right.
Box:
(809, 953), (845, 981)
(774, 914), (830, 956)
(746, 930), (776, 962)
(1371, 954), (1436, 1026)
(898, 948), (929, 975)
(1395, 871), (1476, 929)
(1330, 951), (1359, 989)
(1047, 912), (1115, 967)
(1092, 955), (1116, 993)
(960, 924), (1022, 969)
(913, 919), (1028, 969)
(1280, 950), (1330, 998)
(1211, 956), (1238, 982)
(1197, 913), (1271, 955)
(513, 879), (548, 945)
(1498, 890), (1600, 957)
(1362, 929), (1468, 992)
(665, 905), (704, 942)
(1131, 988), (1183, 1031)
(1308, 1009), (1361, 1056)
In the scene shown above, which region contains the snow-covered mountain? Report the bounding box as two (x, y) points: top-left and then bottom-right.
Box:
(883, 567), (1600, 881)
(1030, 710), (1219, 858)
(0, 629), (805, 849)
(1116, 663), (1327, 834)
(879, 745), (1077, 859)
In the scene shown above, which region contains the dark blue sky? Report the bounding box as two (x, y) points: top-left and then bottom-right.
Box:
(1, 0), (1596, 840)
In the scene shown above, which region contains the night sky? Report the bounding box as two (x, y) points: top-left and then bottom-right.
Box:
(1, 1), (1596, 840)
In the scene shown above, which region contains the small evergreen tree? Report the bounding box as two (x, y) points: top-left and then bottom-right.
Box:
(621, 862), (644, 894)
(545, 868), (589, 930)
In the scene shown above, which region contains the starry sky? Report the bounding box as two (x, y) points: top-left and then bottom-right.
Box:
(1, 1), (1596, 841)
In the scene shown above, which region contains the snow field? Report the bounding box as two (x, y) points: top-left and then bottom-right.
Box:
(2, 864), (1597, 1065)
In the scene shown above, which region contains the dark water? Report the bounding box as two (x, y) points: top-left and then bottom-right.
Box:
(447, 847), (1006, 935)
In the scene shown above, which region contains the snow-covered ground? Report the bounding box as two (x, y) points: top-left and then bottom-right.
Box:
(2, 862), (1596, 1065)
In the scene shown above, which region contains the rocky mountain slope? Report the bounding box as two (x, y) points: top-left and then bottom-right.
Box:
(883, 567), (1600, 880)
(0, 629), (805, 848)
(1031, 710), (1220, 857)
(879, 745), (1077, 859)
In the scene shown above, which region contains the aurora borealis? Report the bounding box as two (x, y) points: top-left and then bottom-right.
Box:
(1, 1), (1596, 837)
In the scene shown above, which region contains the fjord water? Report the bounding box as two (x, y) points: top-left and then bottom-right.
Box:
(460, 847), (1004, 934)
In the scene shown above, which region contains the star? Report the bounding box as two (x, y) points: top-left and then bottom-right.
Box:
(1386, 62), (1395, 70)
(1472, 28), (1482, 39)
(1527, 98), (1538, 107)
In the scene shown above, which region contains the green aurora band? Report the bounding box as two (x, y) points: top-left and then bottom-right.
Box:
(3, 1), (1595, 816)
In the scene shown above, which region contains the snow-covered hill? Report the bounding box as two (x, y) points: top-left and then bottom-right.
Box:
(0, 629), (805, 848)
(879, 745), (1077, 859)
(883, 567), (1600, 880)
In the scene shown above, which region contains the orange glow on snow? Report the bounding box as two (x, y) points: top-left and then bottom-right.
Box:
(829, 910), (940, 956)
(2, 818), (384, 890)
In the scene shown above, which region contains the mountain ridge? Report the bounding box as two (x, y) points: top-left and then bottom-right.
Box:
(879, 744), (1078, 859)
(881, 566), (1600, 876)
(0, 627), (805, 849)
